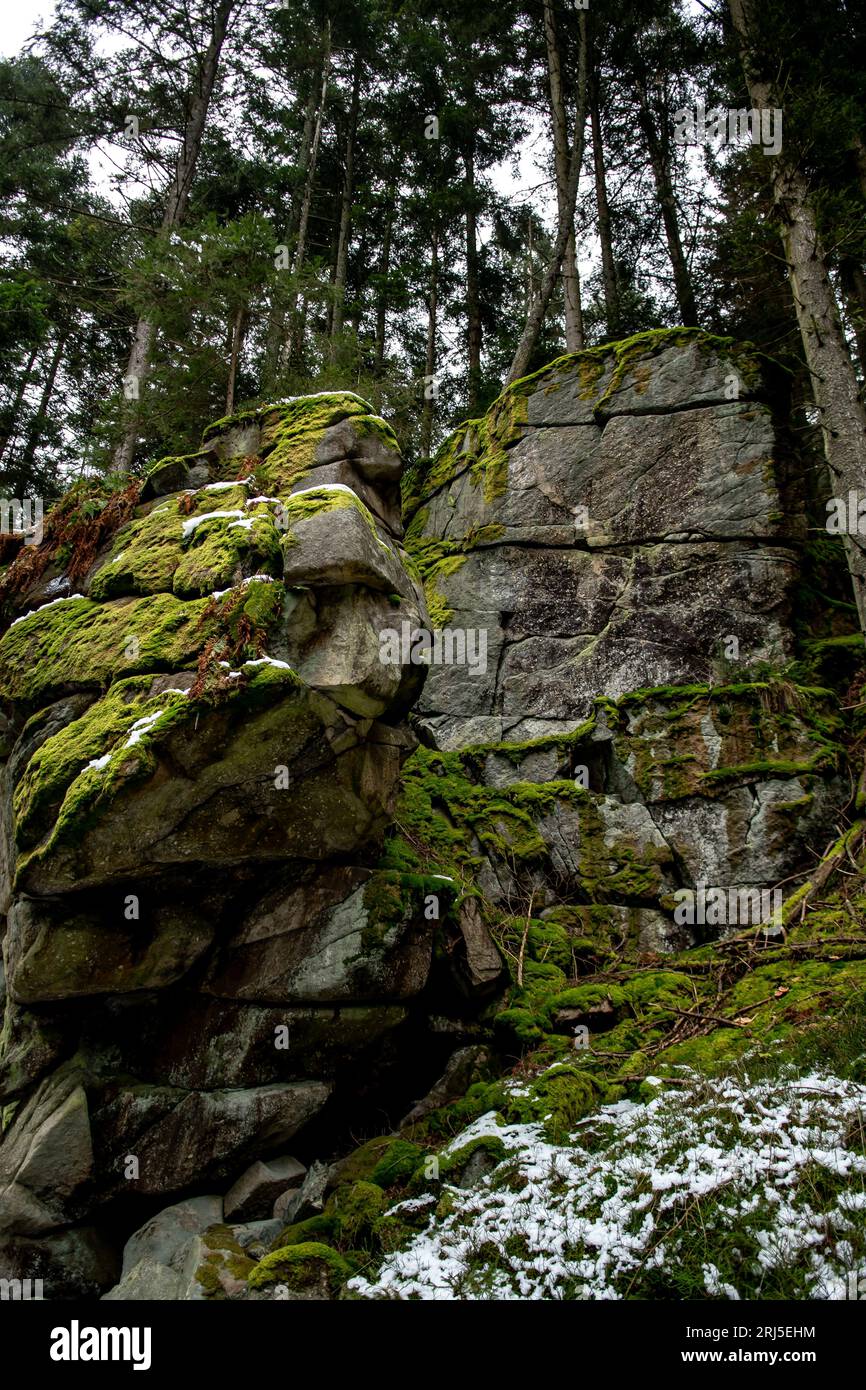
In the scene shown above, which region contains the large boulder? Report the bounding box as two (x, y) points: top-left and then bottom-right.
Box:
(406, 330), (803, 748)
(398, 329), (848, 962)
(0, 392), (441, 1291)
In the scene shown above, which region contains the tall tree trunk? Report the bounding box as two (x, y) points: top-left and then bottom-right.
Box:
(225, 304), (247, 415)
(373, 182), (396, 378)
(284, 20), (331, 371)
(113, 0), (236, 472)
(420, 231), (439, 459)
(635, 75), (698, 327)
(350, 229), (366, 341)
(20, 334), (66, 475)
(0, 341), (39, 469)
(507, 11), (588, 385)
(543, 0), (583, 352)
(728, 0), (866, 635)
(262, 79), (319, 389)
(840, 257), (866, 378)
(330, 54), (362, 362)
(590, 69), (621, 338)
(464, 142), (483, 410)
(525, 214), (534, 313)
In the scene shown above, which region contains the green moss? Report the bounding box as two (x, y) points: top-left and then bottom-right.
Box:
(246, 1241), (352, 1294)
(192, 1225), (257, 1299)
(406, 524), (503, 628)
(326, 1181), (387, 1246)
(463, 713), (598, 764)
(493, 1007), (546, 1046)
(12, 676), (187, 847)
(388, 745), (556, 882)
(369, 1140), (426, 1189)
(440, 1133), (508, 1181)
(502, 1064), (604, 1142)
(12, 663), (299, 880)
(374, 1205), (434, 1255)
(209, 575), (286, 649)
(174, 506), (281, 599)
(142, 448), (210, 482)
(591, 328), (769, 411)
(700, 756), (831, 785)
(0, 592), (215, 706)
(279, 485), (392, 567)
(202, 391), (370, 447)
(329, 1135), (402, 1188)
(614, 680), (844, 802)
(280, 485), (356, 524)
(271, 1213), (337, 1249)
(203, 394), (378, 496)
(88, 497), (187, 600)
(359, 871), (456, 957)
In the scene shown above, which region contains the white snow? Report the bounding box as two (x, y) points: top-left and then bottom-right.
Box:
(122, 710), (164, 748)
(289, 482), (357, 501)
(242, 656), (292, 670)
(10, 594), (85, 626)
(181, 509), (245, 538)
(211, 575), (275, 599)
(349, 1068), (866, 1301)
(268, 390), (370, 406)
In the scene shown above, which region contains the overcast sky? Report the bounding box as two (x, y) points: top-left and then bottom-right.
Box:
(0, 2), (56, 57)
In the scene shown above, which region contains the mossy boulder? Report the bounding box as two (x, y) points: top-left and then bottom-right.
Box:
(247, 1241), (352, 1298)
(0, 392), (434, 1282)
(404, 330), (803, 748)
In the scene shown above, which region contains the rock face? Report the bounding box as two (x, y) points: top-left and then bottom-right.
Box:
(0, 391), (475, 1293)
(399, 329), (847, 969)
(406, 330), (804, 749)
(0, 333), (853, 1301)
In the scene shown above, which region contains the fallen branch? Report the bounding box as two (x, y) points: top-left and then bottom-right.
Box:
(516, 891), (534, 988)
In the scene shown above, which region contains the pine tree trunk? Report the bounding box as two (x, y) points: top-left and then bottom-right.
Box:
(20, 334), (65, 475)
(635, 76), (698, 327)
(113, 0), (235, 472)
(590, 69), (621, 338)
(420, 232), (439, 459)
(464, 143), (484, 410)
(225, 304), (247, 415)
(330, 55), (362, 362)
(507, 11), (588, 384)
(728, 0), (866, 634)
(840, 257), (866, 378)
(373, 184), (395, 378)
(263, 80), (319, 390)
(0, 341), (39, 469)
(543, 0), (584, 352)
(284, 20), (331, 371)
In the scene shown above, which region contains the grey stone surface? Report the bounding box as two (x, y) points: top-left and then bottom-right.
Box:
(224, 1156), (306, 1222)
(120, 1195), (224, 1278)
(103, 1258), (184, 1301)
(274, 1158), (330, 1225)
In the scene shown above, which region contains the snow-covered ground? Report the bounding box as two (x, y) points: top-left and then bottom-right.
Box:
(350, 1069), (866, 1301)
